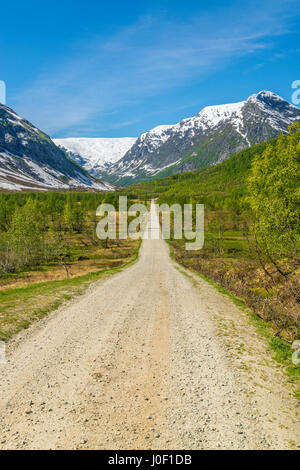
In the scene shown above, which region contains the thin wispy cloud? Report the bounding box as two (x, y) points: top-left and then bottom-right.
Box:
(12, 0), (300, 136)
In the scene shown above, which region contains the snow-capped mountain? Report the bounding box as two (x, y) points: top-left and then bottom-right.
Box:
(99, 91), (300, 186)
(0, 104), (114, 191)
(54, 137), (137, 175)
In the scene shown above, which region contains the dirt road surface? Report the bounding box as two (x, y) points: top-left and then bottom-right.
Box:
(0, 203), (299, 450)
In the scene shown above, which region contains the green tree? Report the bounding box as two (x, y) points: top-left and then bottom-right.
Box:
(8, 199), (44, 269)
(247, 123), (300, 275)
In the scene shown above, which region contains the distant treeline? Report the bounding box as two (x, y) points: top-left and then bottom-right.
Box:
(0, 191), (122, 230)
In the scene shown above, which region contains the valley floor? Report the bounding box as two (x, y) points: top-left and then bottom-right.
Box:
(0, 205), (299, 450)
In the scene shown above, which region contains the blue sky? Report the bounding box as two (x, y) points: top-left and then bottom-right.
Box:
(1, 0), (300, 138)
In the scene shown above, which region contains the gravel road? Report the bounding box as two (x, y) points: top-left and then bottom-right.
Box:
(0, 203), (299, 450)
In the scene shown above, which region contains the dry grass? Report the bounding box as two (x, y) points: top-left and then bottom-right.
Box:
(0, 229), (138, 290)
(0, 235), (140, 341)
(169, 239), (300, 341)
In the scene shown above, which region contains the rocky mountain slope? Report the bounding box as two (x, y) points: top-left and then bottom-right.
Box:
(54, 137), (137, 176)
(0, 104), (114, 191)
(98, 91), (300, 186)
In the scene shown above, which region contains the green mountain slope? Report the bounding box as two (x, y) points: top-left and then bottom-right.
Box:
(0, 104), (113, 191)
(126, 139), (272, 211)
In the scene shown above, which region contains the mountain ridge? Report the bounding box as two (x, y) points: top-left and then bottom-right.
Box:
(94, 91), (300, 186)
(54, 137), (137, 176)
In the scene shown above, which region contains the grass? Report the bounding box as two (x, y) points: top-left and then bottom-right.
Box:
(0, 239), (141, 341)
(168, 242), (300, 386)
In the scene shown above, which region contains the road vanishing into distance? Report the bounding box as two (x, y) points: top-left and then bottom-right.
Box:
(0, 203), (299, 450)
